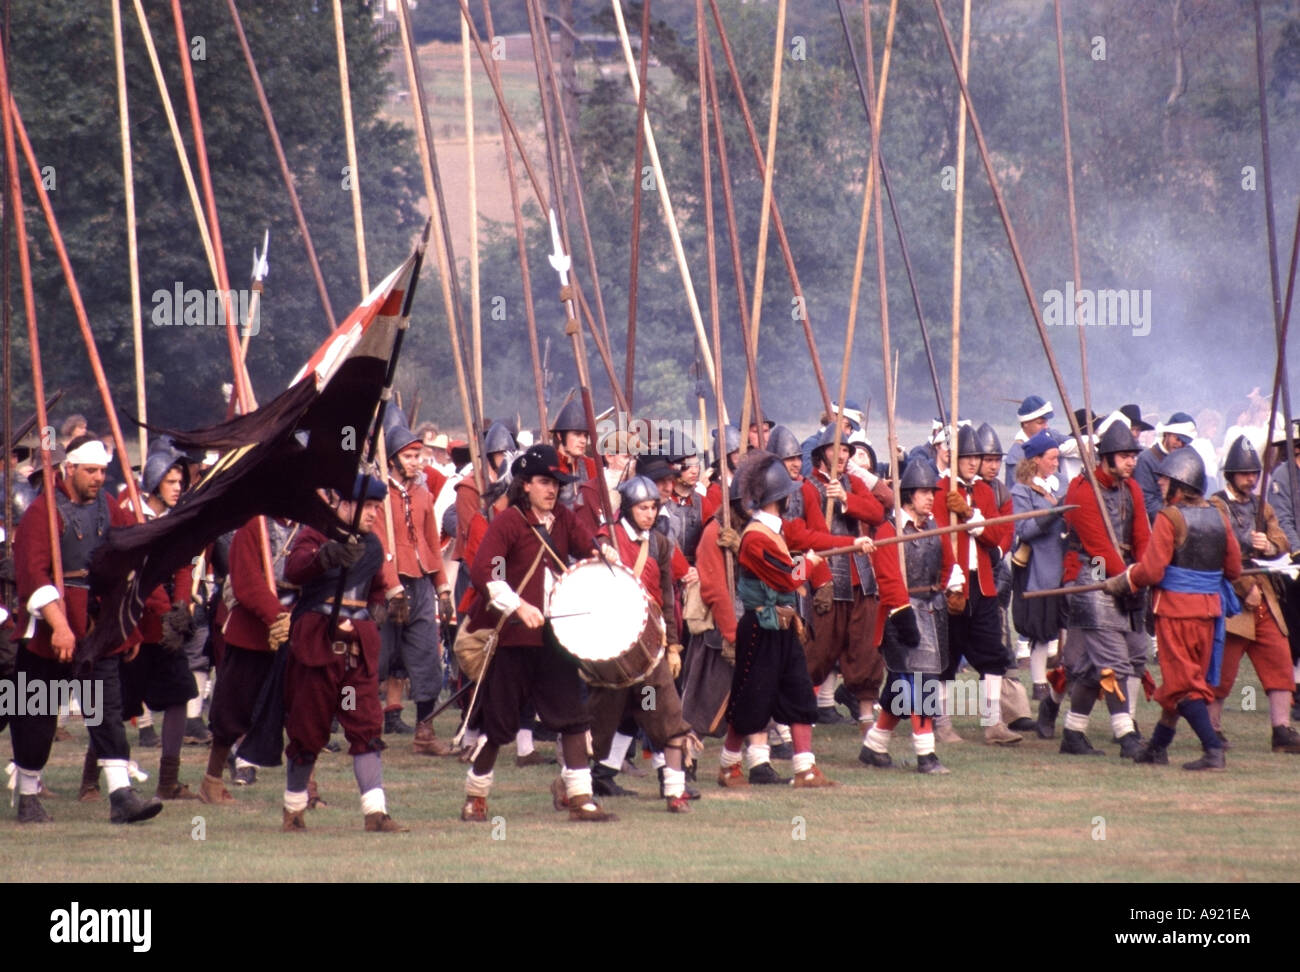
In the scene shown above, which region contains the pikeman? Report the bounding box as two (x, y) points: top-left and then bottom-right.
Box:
(550, 399), (598, 509)
(459, 444), (619, 823)
(860, 460), (960, 774)
(701, 425), (740, 521)
(587, 476), (696, 813)
(280, 474), (407, 832)
(1209, 436), (1300, 752)
(716, 451), (842, 789)
(661, 441), (706, 565)
(800, 424), (888, 727)
(1134, 412), (1197, 523)
(1105, 449), (1242, 770)
(198, 515), (298, 804)
(380, 412), (456, 756)
(937, 424), (1018, 745)
(1054, 420), (1151, 756)
(1264, 418), (1300, 724)
(8, 435), (163, 824)
(114, 442), (204, 802)
(451, 419), (516, 578)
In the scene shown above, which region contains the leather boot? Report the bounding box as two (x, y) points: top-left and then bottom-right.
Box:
(1182, 747), (1226, 771)
(1036, 696), (1060, 739)
(109, 787), (164, 824)
(1059, 728), (1104, 756)
(155, 754), (198, 800)
(16, 794), (52, 824)
(593, 763), (636, 797)
(412, 717), (453, 756)
(383, 708), (414, 735)
(935, 714), (964, 744)
(79, 748), (101, 802)
(198, 773), (237, 805)
(282, 808), (307, 832)
(1271, 724), (1300, 753)
(564, 792), (617, 822)
(364, 811), (409, 832)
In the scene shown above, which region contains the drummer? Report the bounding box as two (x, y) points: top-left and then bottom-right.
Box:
(586, 476), (698, 814)
(457, 444), (621, 823)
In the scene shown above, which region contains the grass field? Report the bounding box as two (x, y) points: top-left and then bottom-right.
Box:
(3, 668), (1297, 883)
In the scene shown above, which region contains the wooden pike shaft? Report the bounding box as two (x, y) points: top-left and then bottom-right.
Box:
(624, 0), (652, 413)
(826, 0), (897, 529)
(948, 0), (969, 516)
(1024, 566), (1278, 601)
(396, 0), (486, 497)
(697, 0), (732, 596)
(480, 0), (547, 434)
(609, 0), (717, 395)
(0, 46), (61, 590)
(1053, 0), (1095, 449)
(112, 0), (147, 467)
(707, 0), (832, 420)
(462, 14), (482, 417)
(737, 0), (788, 455)
(930, 0), (1119, 557)
(333, 0), (369, 297)
(819, 505), (1076, 559)
(10, 102), (144, 521)
(225, 0), (336, 332)
(702, 39), (763, 435)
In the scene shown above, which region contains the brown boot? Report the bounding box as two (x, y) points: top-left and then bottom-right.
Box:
(307, 777), (327, 809)
(564, 792), (617, 822)
(412, 717), (454, 756)
(364, 811), (410, 832)
(717, 764), (750, 788)
(198, 773), (237, 805)
(461, 796), (489, 822)
(790, 764), (837, 788)
(983, 723), (1023, 746)
(550, 775), (568, 811)
(282, 808), (307, 832)
(79, 748), (101, 802)
(155, 754), (199, 800)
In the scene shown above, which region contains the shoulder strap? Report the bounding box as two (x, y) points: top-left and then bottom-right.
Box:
(488, 542), (548, 637)
(1159, 505), (1187, 550)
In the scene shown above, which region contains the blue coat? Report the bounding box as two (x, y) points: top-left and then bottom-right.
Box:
(1010, 478), (1067, 593)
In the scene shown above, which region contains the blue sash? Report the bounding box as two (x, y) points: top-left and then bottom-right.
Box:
(1160, 565), (1241, 687)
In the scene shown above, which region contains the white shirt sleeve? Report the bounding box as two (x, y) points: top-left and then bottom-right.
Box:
(485, 580), (522, 616)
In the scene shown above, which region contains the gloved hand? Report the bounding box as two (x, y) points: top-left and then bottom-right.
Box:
(946, 490), (973, 519)
(160, 603), (195, 654)
(667, 644), (682, 679)
(720, 639), (736, 664)
(947, 564), (966, 592)
(267, 612), (291, 650)
(438, 590), (455, 626)
(317, 539), (364, 571)
(813, 582), (834, 615)
(716, 527), (741, 553)
(387, 592), (410, 626)
(1102, 571), (1131, 597)
(966, 507), (985, 538)
(887, 605), (921, 648)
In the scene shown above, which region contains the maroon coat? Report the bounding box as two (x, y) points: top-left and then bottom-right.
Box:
(284, 527), (386, 672)
(465, 503), (600, 648)
(223, 517), (289, 652)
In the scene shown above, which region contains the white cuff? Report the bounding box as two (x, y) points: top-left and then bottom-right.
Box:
(27, 585), (60, 616)
(967, 508), (985, 537)
(947, 564), (966, 590)
(486, 580), (522, 616)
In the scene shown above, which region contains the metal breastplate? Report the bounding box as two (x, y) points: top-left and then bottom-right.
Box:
(810, 475), (876, 599)
(1171, 505), (1227, 571)
(664, 496), (703, 562)
(297, 533), (383, 621)
(783, 481), (804, 522)
(1066, 480), (1135, 565)
(1213, 492), (1257, 562)
(905, 526), (944, 591)
(54, 489), (111, 588)
(988, 477), (1010, 509)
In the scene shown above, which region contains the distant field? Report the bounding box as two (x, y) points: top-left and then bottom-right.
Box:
(4, 668), (1296, 883)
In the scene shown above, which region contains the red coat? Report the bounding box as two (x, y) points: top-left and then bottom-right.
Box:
(13, 475), (157, 659)
(870, 515), (956, 645)
(383, 475), (448, 587)
(738, 521), (802, 593)
(223, 517), (289, 652)
(1061, 466), (1150, 582)
(284, 526), (386, 670)
(702, 481), (722, 522)
(935, 475), (1013, 598)
(696, 516), (739, 643)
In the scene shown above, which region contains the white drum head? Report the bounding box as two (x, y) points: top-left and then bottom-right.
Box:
(548, 559), (649, 662)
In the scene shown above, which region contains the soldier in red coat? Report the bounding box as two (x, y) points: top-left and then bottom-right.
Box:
(279, 474), (407, 832)
(937, 424), (1017, 744)
(1106, 449), (1242, 770)
(8, 436), (163, 824)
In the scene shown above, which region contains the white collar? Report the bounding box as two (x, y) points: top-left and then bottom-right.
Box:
(621, 519), (646, 543)
(752, 510), (783, 533)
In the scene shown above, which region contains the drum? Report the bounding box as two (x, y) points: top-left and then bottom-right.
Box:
(547, 558), (666, 689)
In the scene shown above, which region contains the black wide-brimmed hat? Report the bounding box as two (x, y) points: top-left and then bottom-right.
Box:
(511, 444), (578, 484)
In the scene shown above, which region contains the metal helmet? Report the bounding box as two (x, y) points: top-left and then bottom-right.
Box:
(739, 450), (799, 511)
(484, 420), (517, 456)
(955, 423), (980, 458)
(142, 449), (188, 495)
(1157, 446), (1206, 496)
(712, 425), (741, 459)
(899, 458), (938, 493)
(974, 422), (1003, 456)
(551, 398), (588, 435)
(382, 406), (420, 458)
(765, 424), (802, 461)
(618, 475), (661, 511)
(1222, 435), (1262, 475)
(810, 423), (849, 464)
(1096, 420), (1140, 456)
